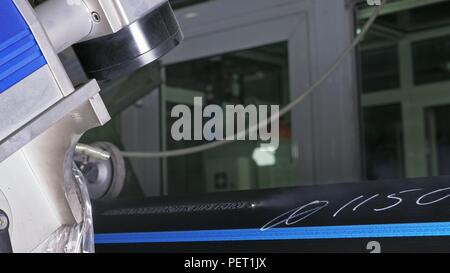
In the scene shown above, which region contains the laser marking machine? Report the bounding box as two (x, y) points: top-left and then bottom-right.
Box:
(0, 0), (182, 253)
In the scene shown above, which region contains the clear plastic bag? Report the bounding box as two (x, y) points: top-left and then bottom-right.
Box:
(34, 163), (94, 253)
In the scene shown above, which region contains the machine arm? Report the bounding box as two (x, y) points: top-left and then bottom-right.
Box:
(0, 0), (182, 252)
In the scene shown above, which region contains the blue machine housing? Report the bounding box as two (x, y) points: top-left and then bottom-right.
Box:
(0, 0), (47, 94)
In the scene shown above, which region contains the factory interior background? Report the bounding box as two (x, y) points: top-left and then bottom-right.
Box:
(65, 0), (450, 200)
(8, 0), (450, 256)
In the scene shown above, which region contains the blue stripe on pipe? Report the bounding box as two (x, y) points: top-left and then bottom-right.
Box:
(95, 222), (450, 245)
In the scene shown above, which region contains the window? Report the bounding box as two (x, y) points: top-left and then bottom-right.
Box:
(360, 45), (400, 93)
(162, 42), (297, 194)
(412, 35), (450, 85)
(363, 104), (404, 180)
(426, 104), (450, 176)
(358, 0), (450, 181)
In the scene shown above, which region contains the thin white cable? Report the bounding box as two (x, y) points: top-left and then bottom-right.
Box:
(122, 1), (386, 159)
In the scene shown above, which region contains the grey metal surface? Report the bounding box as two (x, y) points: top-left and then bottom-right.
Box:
(73, 1), (183, 80)
(14, 0), (75, 96)
(34, 0), (93, 53)
(79, 0), (168, 40)
(75, 144), (111, 161)
(0, 93), (110, 252)
(110, 0), (168, 24)
(0, 66), (62, 143)
(0, 80), (104, 163)
(93, 142), (126, 200)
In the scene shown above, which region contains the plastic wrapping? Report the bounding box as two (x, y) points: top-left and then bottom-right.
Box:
(34, 163), (94, 253)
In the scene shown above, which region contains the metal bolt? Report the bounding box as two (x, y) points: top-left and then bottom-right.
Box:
(91, 12), (101, 23)
(76, 144), (111, 161)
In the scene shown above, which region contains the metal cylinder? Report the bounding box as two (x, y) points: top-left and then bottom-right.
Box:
(35, 0), (93, 53)
(73, 1), (183, 80)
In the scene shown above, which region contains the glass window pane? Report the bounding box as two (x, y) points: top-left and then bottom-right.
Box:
(164, 42), (296, 194)
(360, 45), (400, 93)
(426, 105), (450, 176)
(357, 0), (450, 181)
(412, 35), (450, 85)
(363, 104), (404, 180)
